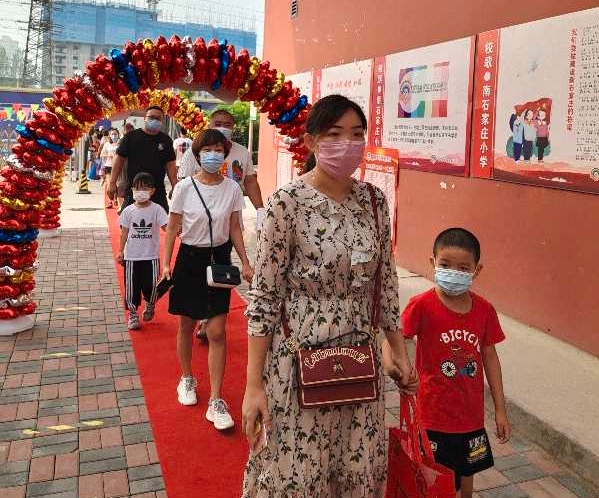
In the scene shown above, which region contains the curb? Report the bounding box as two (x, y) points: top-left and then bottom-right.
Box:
(485, 386), (599, 490)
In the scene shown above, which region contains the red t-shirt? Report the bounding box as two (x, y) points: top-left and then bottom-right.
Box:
(402, 288), (505, 433)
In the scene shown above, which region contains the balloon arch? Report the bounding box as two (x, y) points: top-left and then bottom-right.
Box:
(0, 35), (311, 334)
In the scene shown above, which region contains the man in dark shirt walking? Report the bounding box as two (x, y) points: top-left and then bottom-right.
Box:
(108, 107), (177, 212)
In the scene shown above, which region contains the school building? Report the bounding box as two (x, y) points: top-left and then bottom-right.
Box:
(257, 0), (599, 360)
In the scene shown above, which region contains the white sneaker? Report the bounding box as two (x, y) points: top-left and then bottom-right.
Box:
(206, 398), (234, 430)
(177, 376), (197, 406)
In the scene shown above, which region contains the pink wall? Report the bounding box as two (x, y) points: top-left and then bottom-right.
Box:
(259, 0), (599, 357)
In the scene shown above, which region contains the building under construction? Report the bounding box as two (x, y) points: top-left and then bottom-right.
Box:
(46, 0), (258, 86)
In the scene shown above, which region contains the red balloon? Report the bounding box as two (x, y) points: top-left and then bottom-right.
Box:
(21, 281), (36, 293)
(0, 308), (18, 319)
(0, 285), (20, 299)
(19, 302), (37, 315)
(194, 37), (207, 59)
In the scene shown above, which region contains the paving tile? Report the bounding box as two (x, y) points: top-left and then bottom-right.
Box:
(26, 476), (77, 497)
(479, 484), (529, 498)
(0, 486), (26, 498)
(28, 455), (55, 483)
(555, 475), (597, 498)
(53, 452), (78, 479)
(103, 469), (129, 497)
(78, 473), (103, 498)
(494, 454), (532, 472)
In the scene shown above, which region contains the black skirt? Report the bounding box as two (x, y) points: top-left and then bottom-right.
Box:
(168, 241), (233, 320)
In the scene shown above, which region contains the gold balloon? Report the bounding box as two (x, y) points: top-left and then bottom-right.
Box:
(143, 39), (155, 55)
(248, 57), (260, 80)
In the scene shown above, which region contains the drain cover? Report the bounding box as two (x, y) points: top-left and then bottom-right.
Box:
(68, 207), (104, 212)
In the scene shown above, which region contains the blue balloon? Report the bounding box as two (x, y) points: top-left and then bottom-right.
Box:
(16, 125), (34, 140)
(0, 228), (38, 244)
(109, 48), (128, 71)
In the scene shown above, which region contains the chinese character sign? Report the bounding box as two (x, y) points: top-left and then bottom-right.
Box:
(471, 30), (500, 179)
(380, 37), (475, 177)
(357, 146), (400, 247)
(478, 6), (599, 194)
(319, 59), (373, 119)
(288, 71), (314, 102)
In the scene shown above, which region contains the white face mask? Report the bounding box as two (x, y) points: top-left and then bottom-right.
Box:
(132, 190), (151, 203)
(214, 126), (233, 140)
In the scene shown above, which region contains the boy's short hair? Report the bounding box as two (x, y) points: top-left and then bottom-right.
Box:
(132, 172), (155, 189)
(433, 228), (481, 263)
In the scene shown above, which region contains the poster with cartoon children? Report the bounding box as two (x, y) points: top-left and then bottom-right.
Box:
(471, 7), (599, 194)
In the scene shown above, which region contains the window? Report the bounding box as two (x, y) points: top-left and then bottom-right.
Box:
(72, 55), (78, 62)
(55, 77), (62, 84)
(291, 0), (298, 18)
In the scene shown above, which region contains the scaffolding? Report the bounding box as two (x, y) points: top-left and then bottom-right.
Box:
(22, 0), (59, 87)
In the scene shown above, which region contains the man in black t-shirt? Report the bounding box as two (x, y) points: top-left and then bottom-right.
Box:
(108, 106), (177, 212)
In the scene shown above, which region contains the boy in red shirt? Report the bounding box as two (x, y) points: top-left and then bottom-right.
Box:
(399, 228), (511, 497)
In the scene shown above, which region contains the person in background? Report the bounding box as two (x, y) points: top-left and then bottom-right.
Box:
(393, 228), (510, 498)
(190, 109), (265, 343)
(241, 95), (416, 497)
(98, 128), (120, 208)
(108, 107), (177, 213)
(116, 123), (135, 213)
(173, 127), (193, 179)
(117, 172), (168, 330)
(161, 129), (253, 431)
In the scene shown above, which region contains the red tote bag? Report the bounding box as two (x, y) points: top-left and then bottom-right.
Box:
(386, 395), (456, 498)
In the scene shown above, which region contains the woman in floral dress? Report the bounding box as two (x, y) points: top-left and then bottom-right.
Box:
(241, 95), (416, 498)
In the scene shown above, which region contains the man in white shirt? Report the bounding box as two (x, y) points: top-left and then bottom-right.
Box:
(195, 109), (265, 342)
(173, 128), (193, 174)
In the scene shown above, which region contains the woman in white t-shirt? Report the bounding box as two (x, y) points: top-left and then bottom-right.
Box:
(99, 129), (120, 208)
(162, 129), (253, 431)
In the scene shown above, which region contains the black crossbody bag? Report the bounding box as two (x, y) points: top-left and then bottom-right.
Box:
(191, 178), (241, 289)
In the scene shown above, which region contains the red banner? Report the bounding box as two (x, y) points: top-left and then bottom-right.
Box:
(358, 146), (400, 248)
(369, 57), (386, 147)
(470, 30), (500, 179)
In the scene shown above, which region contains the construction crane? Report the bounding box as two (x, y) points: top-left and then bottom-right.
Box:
(147, 0), (159, 12)
(22, 0), (55, 88)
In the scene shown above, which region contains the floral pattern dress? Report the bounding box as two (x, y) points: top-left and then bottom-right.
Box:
(242, 178), (401, 498)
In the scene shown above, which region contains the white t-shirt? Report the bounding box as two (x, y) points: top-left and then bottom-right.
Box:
(175, 141), (255, 188)
(170, 176), (244, 247)
(120, 202), (168, 261)
(173, 137), (193, 166)
(100, 141), (119, 169)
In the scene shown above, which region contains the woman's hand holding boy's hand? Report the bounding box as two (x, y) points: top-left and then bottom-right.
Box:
(161, 267), (171, 282)
(382, 345), (419, 395)
(116, 252), (124, 266)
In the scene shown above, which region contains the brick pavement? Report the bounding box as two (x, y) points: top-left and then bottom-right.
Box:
(0, 218), (597, 497)
(0, 228), (166, 498)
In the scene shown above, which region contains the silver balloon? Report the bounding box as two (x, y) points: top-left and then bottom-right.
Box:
(8, 294), (31, 307)
(0, 266), (17, 277)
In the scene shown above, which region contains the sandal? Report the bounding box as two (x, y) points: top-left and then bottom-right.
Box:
(107, 202), (113, 209)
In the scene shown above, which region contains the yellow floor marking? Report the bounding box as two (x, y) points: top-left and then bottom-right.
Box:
(21, 420), (104, 436)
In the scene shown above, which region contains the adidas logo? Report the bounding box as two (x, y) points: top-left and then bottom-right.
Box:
(132, 219), (153, 235)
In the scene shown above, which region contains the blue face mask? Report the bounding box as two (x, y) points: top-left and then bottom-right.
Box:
(199, 151), (224, 174)
(145, 118), (162, 132)
(434, 267), (473, 296)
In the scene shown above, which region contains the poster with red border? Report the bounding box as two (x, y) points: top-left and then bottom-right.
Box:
(275, 71), (314, 188)
(319, 59), (373, 121)
(355, 146), (400, 248)
(378, 37), (475, 177)
(472, 7), (599, 194)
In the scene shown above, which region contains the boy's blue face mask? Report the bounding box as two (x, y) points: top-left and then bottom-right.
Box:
(434, 267), (473, 296)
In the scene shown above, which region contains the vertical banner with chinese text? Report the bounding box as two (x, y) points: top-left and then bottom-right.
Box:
(358, 146), (400, 248)
(471, 30), (500, 179)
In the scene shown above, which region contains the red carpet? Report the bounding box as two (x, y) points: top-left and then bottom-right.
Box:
(105, 204), (248, 498)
